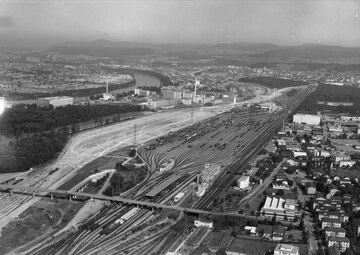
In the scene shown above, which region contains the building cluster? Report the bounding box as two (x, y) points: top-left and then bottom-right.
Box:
(0, 61), (133, 94)
(313, 196), (354, 252)
(275, 113), (360, 172)
(138, 82), (226, 109)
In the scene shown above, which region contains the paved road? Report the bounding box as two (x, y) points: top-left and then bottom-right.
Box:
(239, 158), (286, 207)
(304, 213), (318, 255)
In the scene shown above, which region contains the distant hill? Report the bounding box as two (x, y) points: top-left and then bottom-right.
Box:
(249, 44), (360, 59)
(48, 39), (155, 57)
(49, 40), (280, 58)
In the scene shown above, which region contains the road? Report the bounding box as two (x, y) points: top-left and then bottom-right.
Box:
(239, 158), (286, 207)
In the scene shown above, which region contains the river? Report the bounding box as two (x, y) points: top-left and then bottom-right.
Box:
(111, 71), (161, 94)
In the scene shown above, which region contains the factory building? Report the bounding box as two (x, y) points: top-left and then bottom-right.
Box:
(162, 91), (182, 100)
(259, 102), (275, 112)
(149, 99), (177, 109)
(222, 94), (237, 104)
(134, 89), (150, 96)
(37, 96), (73, 108)
(260, 196), (296, 220)
(293, 114), (321, 125)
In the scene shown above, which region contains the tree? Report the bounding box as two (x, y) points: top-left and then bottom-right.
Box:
(216, 247), (226, 255)
(316, 246), (326, 255)
(300, 219), (305, 230)
(271, 214), (277, 225)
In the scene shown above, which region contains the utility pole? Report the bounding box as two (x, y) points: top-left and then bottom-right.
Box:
(133, 123), (137, 146)
(191, 108), (194, 124)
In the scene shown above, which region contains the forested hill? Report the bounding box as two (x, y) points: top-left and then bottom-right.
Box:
(0, 104), (143, 173)
(239, 76), (308, 89)
(0, 104), (142, 138)
(295, 83), (360, 114)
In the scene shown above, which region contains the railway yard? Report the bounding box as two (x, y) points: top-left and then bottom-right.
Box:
(0, 84), (314, 255)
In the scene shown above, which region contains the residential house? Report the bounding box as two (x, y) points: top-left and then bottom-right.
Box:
(318, 211), (349, 223)
(321, 218), (342, 229)
(272, 225), (285, 241)
(324, 227), (346, 238)
(327, 236), (350, 252)
(305, 182), (316, 195)
(257, 224), (272, 239)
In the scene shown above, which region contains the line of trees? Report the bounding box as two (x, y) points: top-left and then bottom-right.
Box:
(239, 76), (308, 89)
(0, 104), (142, 138)
(295, 83), (360, 114)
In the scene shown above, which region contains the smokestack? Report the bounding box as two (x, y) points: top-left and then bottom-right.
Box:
(106, 77), (109, 94)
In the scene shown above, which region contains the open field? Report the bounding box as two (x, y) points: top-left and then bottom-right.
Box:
(0, 199), (84, 254)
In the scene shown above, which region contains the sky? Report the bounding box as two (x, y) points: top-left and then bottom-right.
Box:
(1, 0), (360, 48)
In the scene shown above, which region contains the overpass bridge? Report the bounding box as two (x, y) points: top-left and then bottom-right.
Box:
(0, 184), (222, 216)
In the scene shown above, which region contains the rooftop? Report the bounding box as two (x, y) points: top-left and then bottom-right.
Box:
(275, 244), (299, 254)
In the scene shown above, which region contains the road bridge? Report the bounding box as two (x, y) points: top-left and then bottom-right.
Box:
(0, 184), (221, 216)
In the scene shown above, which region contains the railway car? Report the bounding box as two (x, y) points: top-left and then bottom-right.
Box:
(117, 207), (140, 224)
(174, 192), (185, 202)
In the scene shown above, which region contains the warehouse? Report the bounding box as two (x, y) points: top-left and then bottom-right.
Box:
(37, 96), (73, 108)
(293, 114), (321, 125)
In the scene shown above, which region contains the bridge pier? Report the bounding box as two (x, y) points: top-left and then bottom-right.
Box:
(50, 193), (53, 200)
(32, 191), (35, 198)
(69, 195), (72, 202)
(10, 189), (13, 196)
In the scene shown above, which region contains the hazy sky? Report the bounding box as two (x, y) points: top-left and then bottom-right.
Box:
(1, 0), (360, 47)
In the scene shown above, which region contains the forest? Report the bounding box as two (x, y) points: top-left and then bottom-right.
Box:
(239, 76), (308, 89)
(296, 83), (360, 114)
(0, 104), (143, 173)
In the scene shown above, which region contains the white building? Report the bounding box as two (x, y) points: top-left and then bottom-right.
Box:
(0, 97), (5, 115)
(134, 89), (150, 96)
(293, 114), (321, 125)
(37, 96), (73, 108)
(274, 244), (299, 255)
(237, 175), (250, 189)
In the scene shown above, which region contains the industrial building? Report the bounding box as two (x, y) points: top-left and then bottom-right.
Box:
(134, 89), (151, 96)
(293, 114), (321, 125)
(259, 102), (275, 112)
(149, 99), (177, 109)
(198, 163), (221, 185)
(37, 96), (73, 108)
(162, 91), (182, 100)
(260, 196), (296, 220)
